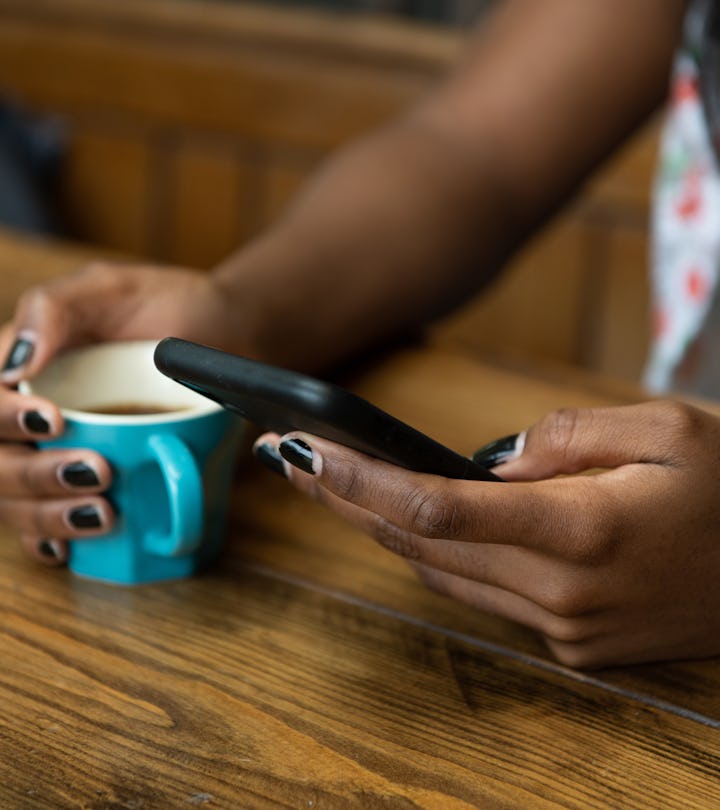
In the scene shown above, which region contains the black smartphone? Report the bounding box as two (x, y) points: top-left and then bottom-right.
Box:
(153, 337), (502, 482)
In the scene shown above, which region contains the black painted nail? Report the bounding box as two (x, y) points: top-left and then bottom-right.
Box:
(23, 410), (50, 435)
(38, 538), (66, 564)
(253, 442), (287, 478)
(69, 505), (103, 529)
(279, 438), (315, 475)
(38, 539), (59, 559)
(2, 336), (34, 375)
(472, 434), (520, 468)
(61, 462), (100, 488)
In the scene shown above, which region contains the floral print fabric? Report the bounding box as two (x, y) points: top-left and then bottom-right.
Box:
(644, 0), (720, 397)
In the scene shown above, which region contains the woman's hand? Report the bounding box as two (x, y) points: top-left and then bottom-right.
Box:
(0, 260), (239, 565)
(2, 260), (242, 379)
(254, 400), (720, 668)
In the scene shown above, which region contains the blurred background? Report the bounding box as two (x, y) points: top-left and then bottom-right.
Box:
(267, 0), (494, 25)
(0, 0), (656, 383)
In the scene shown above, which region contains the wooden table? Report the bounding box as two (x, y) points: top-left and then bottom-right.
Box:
(1, 230), (720, 809)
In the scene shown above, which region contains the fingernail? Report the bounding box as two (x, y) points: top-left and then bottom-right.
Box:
(60, 462), (100, 488)
(1, 334), (34, 377)
(472, 432), (524, 468)
(279, 438), (315, 475)
(68, 505), (103, 530)
(38, 538), (65, 561)
(253, 442), (287, 478)
(22, 410), (51, 435)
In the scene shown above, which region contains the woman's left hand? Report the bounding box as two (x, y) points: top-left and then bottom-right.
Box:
(254, 400), (720, 669)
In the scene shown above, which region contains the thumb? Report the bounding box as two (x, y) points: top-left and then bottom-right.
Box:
(488, 402), (684, 481)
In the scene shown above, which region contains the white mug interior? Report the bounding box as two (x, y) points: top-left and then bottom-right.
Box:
(20, 340), (222, 424)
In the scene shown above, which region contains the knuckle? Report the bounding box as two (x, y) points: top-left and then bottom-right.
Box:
(540, 407), (583, 459)
(538, 587), (582, 619)
(562, 531), (608, 566)
(328, 460), (364, 503)
(20, 461), (46, 495)
(652, 400), (704, 443)
(399, 485), (463, 539)
(0, 496), (27, 535)
(537, 575), (594, 619)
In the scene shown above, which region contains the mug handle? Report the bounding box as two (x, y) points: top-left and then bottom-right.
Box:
(143, 434), (203, 556)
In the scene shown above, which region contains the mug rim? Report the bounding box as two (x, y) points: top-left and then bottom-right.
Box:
(35, 401), (223, 426)
(19, 339), (224, 426)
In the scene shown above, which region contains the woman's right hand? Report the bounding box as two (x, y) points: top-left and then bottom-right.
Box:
(0, 259), (242, 566)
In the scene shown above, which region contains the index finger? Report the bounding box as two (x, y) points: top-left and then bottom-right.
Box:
(0, 262), (127, 383)
(278, 432), (618, 559)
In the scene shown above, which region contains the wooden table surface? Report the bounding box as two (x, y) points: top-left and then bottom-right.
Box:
(1, 229), (720, 809)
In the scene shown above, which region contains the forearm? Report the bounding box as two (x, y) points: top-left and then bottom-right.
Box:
(211, 0), (686, 372)
(213, 118), (522, 371)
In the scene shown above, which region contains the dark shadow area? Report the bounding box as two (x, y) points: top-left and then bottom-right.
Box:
(0, 100), (65, 236)
(259, 0), (494, 25)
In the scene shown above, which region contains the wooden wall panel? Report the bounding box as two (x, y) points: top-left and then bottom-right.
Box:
(0, 3), (454, 151)
(586, 122), (659, 212)
(0, 0), (458, 262)
(591, 224), (651, 380)
(58, 125), (153, 256)
(434, 217), (591, 367)
(574, 123), (655, 382)
(164, 140), (251, 268)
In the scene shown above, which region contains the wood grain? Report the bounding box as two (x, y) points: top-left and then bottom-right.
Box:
(2, 546), (720, 809)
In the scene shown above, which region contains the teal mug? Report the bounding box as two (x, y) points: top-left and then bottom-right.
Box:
(21, 341), (243, 585)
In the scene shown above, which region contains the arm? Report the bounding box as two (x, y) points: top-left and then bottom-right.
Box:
(0, 0), (687, 567)
(5, 0), (687, 377)
(211, 0), (687, 371)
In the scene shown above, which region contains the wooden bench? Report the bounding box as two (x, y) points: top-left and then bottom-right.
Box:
(0, 0), (656, 381)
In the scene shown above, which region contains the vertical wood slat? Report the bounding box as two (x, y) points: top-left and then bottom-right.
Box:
(58, 124), (153, 257)
(163, 140), (252, 269)
(591, 224), (651, 380)
(573, 124), (656, 381)
(434, 217), (591, 368)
